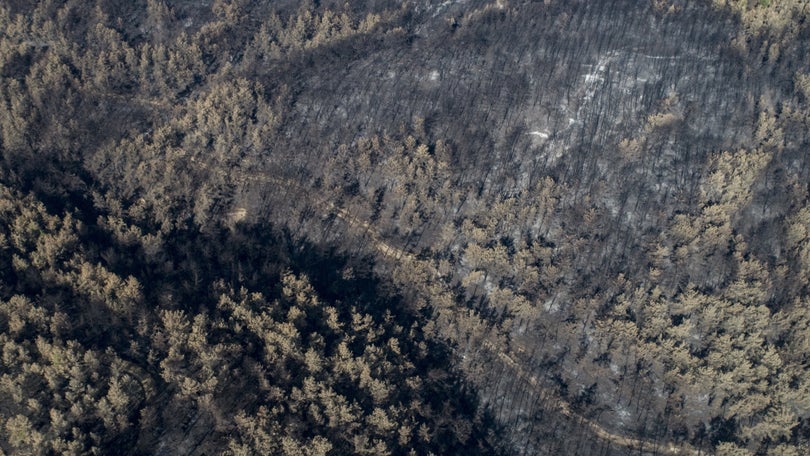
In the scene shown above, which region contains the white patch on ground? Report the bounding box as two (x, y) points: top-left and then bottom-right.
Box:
(581, 63), (607, 103)
(637, 54), (678, 60)
(543, 297), (560, 313)
(616, 406), (631, 423)
(429, 70), (440, 81)
(184, 18), (193, 28)
(584, 72), (604, 84)
(430, 0), (461, 17)
(528, 131), (549, 139)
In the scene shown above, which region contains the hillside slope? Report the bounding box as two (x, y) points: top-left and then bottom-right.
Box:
(1, 1), (809, 454)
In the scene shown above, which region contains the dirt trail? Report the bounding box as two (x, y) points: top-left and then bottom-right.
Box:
(326, 194), (702, 454)
(480, 338), (701, 455)
(204, 165), (702, 455)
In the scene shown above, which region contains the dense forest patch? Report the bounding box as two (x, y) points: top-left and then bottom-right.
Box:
(0, 182), (499, 454)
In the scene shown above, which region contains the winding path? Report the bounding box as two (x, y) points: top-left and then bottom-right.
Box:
(217, 165), (703, 455)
